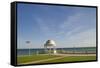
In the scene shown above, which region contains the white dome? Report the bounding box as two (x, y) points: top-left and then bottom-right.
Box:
(44, 40), (56, 46)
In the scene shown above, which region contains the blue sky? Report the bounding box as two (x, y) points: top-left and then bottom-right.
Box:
(17, 3), (96, 49)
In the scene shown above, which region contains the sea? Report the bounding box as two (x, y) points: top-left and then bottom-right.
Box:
(17, 47), (96, 56)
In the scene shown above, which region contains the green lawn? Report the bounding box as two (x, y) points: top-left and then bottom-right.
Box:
(17, 54), (96, 65)
(40, 56), (96, 64)
(17, 54), (60, 64)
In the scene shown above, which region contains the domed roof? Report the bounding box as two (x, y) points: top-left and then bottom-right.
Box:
(44, 40), (56, 46)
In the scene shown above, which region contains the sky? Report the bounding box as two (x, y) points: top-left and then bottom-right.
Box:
(17, 3), (96, 49)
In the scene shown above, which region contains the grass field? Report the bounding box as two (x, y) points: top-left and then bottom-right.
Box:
(17, 54), (96, 65)
(39, 56), (96, 64)
(17, 54), (60, 64)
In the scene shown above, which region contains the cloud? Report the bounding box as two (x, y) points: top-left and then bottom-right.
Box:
(34, 17), (50, 36)
(52, 13), (85, 39)
(64, 28), (96, 47)
(60, 13), (83, 29)
(65, 26), (83, 37)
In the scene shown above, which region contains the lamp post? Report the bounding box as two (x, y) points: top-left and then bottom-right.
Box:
(26, 41), (31, 56)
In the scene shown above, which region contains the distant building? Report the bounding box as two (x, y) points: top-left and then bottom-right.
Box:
(44, 40), (57, 54)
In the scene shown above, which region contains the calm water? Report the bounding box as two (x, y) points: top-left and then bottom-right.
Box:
(17, 47), (96, 56)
